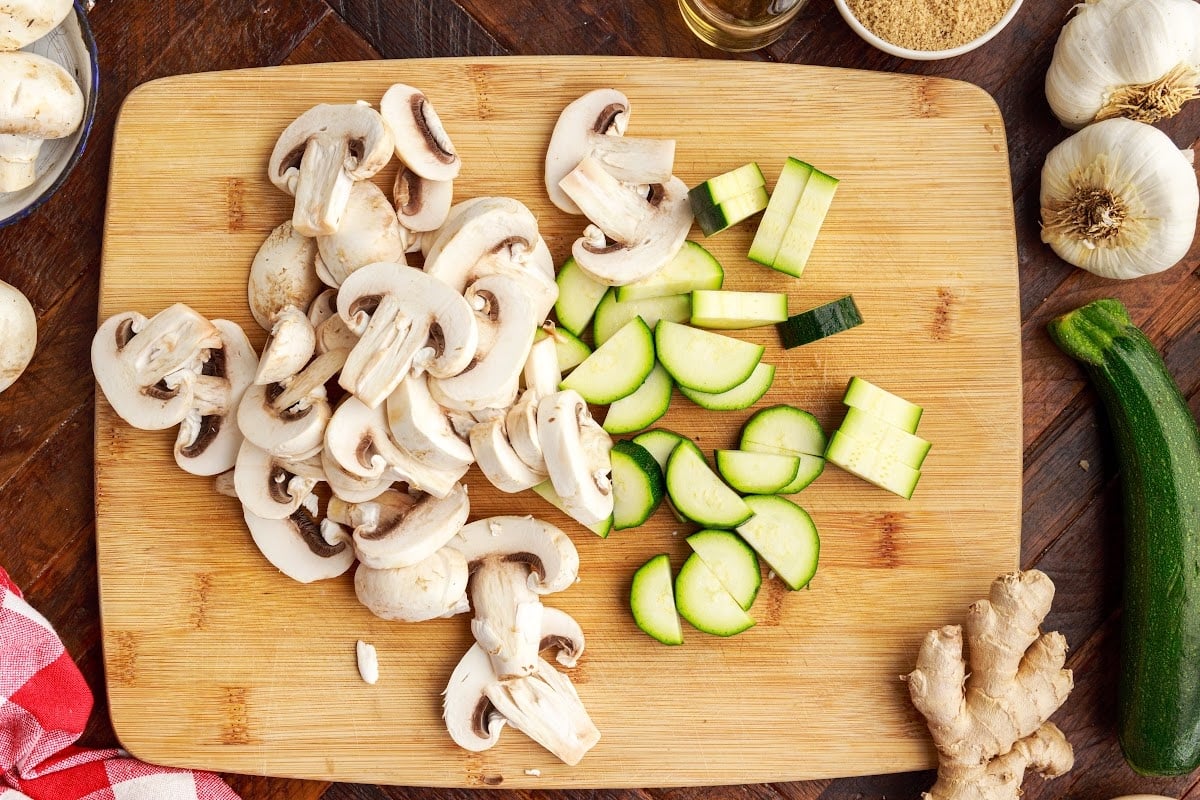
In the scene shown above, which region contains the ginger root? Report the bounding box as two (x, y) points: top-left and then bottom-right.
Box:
(904, 569), (1075, 800)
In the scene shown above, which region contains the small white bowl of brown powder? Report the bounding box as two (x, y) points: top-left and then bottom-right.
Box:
(834, 0), (1023, 60)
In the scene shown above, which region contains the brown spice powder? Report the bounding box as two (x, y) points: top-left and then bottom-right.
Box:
(848, 0), (1013, 51)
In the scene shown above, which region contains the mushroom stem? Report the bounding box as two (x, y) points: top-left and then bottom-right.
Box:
(485, 659), (600, 766)
(0, 134), (41, 193)
(291, 136), (355, 236)
(470, 558), (545, 679)
(272, 347), (349, 412)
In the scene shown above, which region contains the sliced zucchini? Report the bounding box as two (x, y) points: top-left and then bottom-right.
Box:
(616, 240), (723, 303)
(531, 480), (613, 538)
(688, 162), (766, 207)
(715, 449), (801, 495)
(777, 295), (862, 348)
(693, 186), (770, 236)
(603, 362), (674, 435)
(740, 404), (827, 457)
(842, 376), (923, 433)
(630, 554), (684, 645)
(748, 157), (813, 268)
(770, 167), (839, 278)
(655, 320), (764, 394)
(691, 289), (788, 329)
(554, 257), (609, 337)
(686, 529), (762, 611)
(611, 440), (665, 530)
(839, 406), (931, 469)
(560, 317), (654, 404)
(678, 361), (775, 411)
(666, 441), (753, 528)
(674, 552), (755, 637)
(736, 495), (820, 591)
(593, 289), (691, 347)
(535, 324), (591, 374)
(631, 428), (686, 472)
(778, 454), (825, 494)
(824, 429), (922, 499)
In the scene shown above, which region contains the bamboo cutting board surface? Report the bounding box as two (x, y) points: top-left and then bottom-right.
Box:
(96, 57), (1021, 788)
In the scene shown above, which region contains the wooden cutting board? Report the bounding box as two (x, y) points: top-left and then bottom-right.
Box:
(96, 56), (1021, 789)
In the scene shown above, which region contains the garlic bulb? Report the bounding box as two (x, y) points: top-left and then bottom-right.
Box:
(1040, 118), (1198, 279)
(1045, 0), (1200, 129)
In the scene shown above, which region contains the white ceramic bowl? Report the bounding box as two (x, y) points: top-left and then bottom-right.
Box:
(833, 0), (1025, 61)
(0, 1), (99, 229)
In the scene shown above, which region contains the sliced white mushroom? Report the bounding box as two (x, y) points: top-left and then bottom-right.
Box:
(0, 0), (73, 51)
(0, 278), (35, 393)
(233, 439), (321, 520)
(254, 306), (316, 385)
(237, 380), (330, 460)
(354, 546), (469, 622)
(379, 83), (461, 181)
(0, 52), (83, 192)
(505, 389), (546, 474)
(248, 221), (322, 331)
(267, 103), (394, 236)
(334, 482), (469, 569)
(485, 658), (600, 766)
(571, 176), (693, 286)
(356, 640), (380, 685)
(540, 607), (585, 669)
(559, 156), (652, 244)
(523, 334), (561, 399)
(470, 558), (545, 679)
(394, 166), (453, 232)
(244, 493), (354, 583)
(337, 262), (479, 408)
(544, 88), (629, 215)
(321, 445), (393, 504)
(449, 516), (579, 595)
(315, 180), (409, 287)
(92, 305), (223, 430)
(470, 416), (546, 493)
(174, 319), (259, 476)
(385, 372), (473, 472)
(443, 643), (507, 752)
(582, 131), (675, 185)
(537, 390), (613, 526)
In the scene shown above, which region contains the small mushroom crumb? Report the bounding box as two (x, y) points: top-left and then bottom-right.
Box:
(524, 768), (542, 777)
(356, 640), (379, 685)
(1079, 459), (1090, 471)
(489, 519), (503, 537)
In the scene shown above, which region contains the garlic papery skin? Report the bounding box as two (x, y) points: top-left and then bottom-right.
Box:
(1045, 0), (1200, 129)
(1040, 118), (1199, 279)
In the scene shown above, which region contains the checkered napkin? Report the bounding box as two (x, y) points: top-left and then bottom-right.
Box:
(0, 567), (240, 800)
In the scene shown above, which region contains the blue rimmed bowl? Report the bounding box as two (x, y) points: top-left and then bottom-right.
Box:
(0, 0), (98, 229)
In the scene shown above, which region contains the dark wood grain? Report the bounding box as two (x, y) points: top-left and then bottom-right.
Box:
(3, 0), (1199, 798)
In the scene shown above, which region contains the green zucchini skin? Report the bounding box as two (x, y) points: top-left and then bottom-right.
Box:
(1048, 298), (1200, 776)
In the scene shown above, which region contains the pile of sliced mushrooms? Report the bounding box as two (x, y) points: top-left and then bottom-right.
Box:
(90, 84), (692, 766)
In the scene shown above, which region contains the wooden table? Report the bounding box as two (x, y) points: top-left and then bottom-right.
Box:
(3, 1), (1198, 799)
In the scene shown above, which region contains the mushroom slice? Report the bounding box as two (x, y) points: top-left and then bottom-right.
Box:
(338, 482), (470, 570)
(237, 380), (330, 460)
(267, 103), (394, 237)
(321, 445), (393, 504)
(244, 493), (354, 583)
(572, 176), (694, 286)
(92, 304), (223, 431)
(545, 88), (630, 215)
(0, 52), (83, 192)
(559, 156), (654, 243)
(541, 607), (585, 669)
(523, 334), (562, 399)
(485, 658), (600, 766)
(470, 416), (546, 494)
(255, 306), (317, 385)
(316, 180), (409, 287)
(337, 262), (479, 408)
(394, 166), (453, 232)
(428, 274), (538, 413)
(354, 546), (470, 622)
(443, 644), (507, 753)
(174, 320), (259, 476)
(248, 221), (322, 331)
(233, 439), (321, 520)
(537, 390), (614, 526)
(470, 558), (545, 679)
(0, 0), (73, 51)
(379, 84), (461, 182)
(583, 131), (675, 185)
(450, 516), (579, 596)
(385, 372), (473, 471)
(505, 389), (546, 474)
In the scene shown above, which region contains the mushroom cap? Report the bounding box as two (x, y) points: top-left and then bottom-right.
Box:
(244, 497), (354, 584)
(394, 167), (453, 232)
(236, 380), (330, 459)
(544, 88), (630, 215)
(0, 52), (84, 138)
(321, 444), (393, 504)
(233, 439), (320, 520)
(522, 335), (561, 400)
(0, 278), (35, 393)
(423, 196), (541, 293)
(505, 389), (546, 474)
(379, 83), (461, 182)
(315, 180), (409, 287)
(0, 0), (73, 50)
(449, 516), (579, 595)
(443, 643), (507, 753)
(541, 606), (585, 669)
(351, 482), (470, 569)
(385, 371), (474, 472)
(248, 221), (322, 331)
(469, 415), (546, 494)
(268, 102), (394, 194)
(354, 546), (470, 622)
(174, 319), (259, 476)
(254, 306), (316, 385)
(537, 389), (614, 526)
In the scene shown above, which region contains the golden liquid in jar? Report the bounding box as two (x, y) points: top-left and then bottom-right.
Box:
(708, 0), (801, 24)
(677, 0), (806, 51)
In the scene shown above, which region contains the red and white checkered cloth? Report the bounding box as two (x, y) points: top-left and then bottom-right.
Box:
(0, 567), (241, 800)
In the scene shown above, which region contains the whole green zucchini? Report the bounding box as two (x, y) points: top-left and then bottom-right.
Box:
(1048, 298), (1200, 776)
